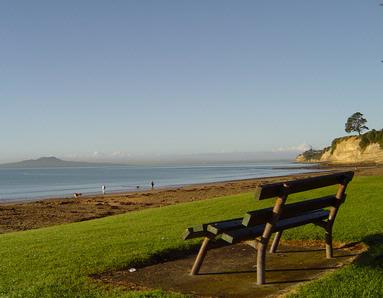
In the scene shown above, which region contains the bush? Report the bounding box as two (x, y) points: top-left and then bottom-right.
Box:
(359, 129), (383, 151)
(302, 149), (324, 161)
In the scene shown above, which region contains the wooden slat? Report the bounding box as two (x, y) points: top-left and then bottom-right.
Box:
(242, 195), (336, 226)
(241, 207), (273, 227)
(222, 223), (264, 244)
(255, 171), (354, 200)
(183, 226), (206, 240)
(207, 219), (244, 235)
(183, 217), (242, 240)
(222, 210), (330, 244)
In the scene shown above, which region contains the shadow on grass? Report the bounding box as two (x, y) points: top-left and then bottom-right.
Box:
(104, 239), (230, 273)
(355, 233), (383, 268)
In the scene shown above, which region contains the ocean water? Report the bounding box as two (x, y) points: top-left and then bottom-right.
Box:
(0, 162), (317, 202)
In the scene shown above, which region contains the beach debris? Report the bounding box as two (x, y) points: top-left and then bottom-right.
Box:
(128, 268), (137, 273)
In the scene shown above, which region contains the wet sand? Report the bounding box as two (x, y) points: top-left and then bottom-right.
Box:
(0, 166), (382, 234)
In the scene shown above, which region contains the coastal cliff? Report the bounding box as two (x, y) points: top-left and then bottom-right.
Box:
(296, 130), (383, 164)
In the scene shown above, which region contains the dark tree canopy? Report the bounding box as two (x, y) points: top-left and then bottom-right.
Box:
(345, 112), (369, 135)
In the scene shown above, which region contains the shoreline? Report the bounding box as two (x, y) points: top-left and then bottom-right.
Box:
(1, 166), (382, 234)
(0, 165), (320, 204)
(1, 161), (372, 204)
(0, 170), (321, 205)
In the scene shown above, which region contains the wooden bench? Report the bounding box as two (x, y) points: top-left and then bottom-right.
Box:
(183, 171), (354, 285)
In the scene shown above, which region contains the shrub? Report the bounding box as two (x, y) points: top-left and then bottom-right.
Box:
(302, 149), (324, 161)
(359, 129), (383, 151)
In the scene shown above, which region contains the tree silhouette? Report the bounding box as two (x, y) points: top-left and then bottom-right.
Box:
(345, 112), (369, 135)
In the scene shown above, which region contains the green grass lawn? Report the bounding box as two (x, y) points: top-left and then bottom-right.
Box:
(0, 176), (382, 297)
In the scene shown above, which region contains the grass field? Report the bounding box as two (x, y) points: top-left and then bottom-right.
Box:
(0, 176), (382, 297)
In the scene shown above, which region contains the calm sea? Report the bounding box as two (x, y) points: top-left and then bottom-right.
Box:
(0, 162), (317, 202)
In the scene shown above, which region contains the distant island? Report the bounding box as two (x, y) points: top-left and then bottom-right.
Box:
(0, 157), (125, 168)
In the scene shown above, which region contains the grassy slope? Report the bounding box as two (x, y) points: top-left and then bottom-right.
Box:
(0, 176), (382, 297)
(287, 176), (383, 298)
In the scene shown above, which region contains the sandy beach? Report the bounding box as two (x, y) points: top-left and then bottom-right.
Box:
(0, 165), (381, 234)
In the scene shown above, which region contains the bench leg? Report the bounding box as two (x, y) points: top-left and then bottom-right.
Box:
(257, 238), (268, 285)
(190, 236), (211, 275)
(325, 228), (333, 258)
(269, 231), (283, 253)
(257, 193), (287, 285)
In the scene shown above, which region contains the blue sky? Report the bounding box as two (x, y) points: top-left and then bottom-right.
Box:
(1, 1), (382, 162)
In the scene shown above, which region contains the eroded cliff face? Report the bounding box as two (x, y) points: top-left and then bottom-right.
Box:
(296, 136), (383, 164)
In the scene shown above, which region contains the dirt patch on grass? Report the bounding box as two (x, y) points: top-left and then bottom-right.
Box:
(94, 241), (367, 298)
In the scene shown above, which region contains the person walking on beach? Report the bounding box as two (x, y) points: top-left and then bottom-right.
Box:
(101, 185), (106, 195)
(151, 181), (154, 189)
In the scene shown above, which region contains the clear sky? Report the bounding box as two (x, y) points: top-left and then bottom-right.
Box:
(1, 1), (382, 162)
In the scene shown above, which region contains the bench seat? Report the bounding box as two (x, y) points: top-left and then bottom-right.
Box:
(206, 219), (245, 235)
(184, 195), (336, 239)
(222, 209), (329, 244)
(183, 217), (243, 240)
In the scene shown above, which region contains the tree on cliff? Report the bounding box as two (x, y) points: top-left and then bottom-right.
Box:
(345, 112), (369, 135)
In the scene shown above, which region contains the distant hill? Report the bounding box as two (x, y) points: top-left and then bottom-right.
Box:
(0, 157), (125, 168)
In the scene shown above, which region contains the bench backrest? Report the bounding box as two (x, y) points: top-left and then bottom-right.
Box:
(243, 195), (337, 226)
(244, 171), (354, 227)
(255, 171), (354, 200)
